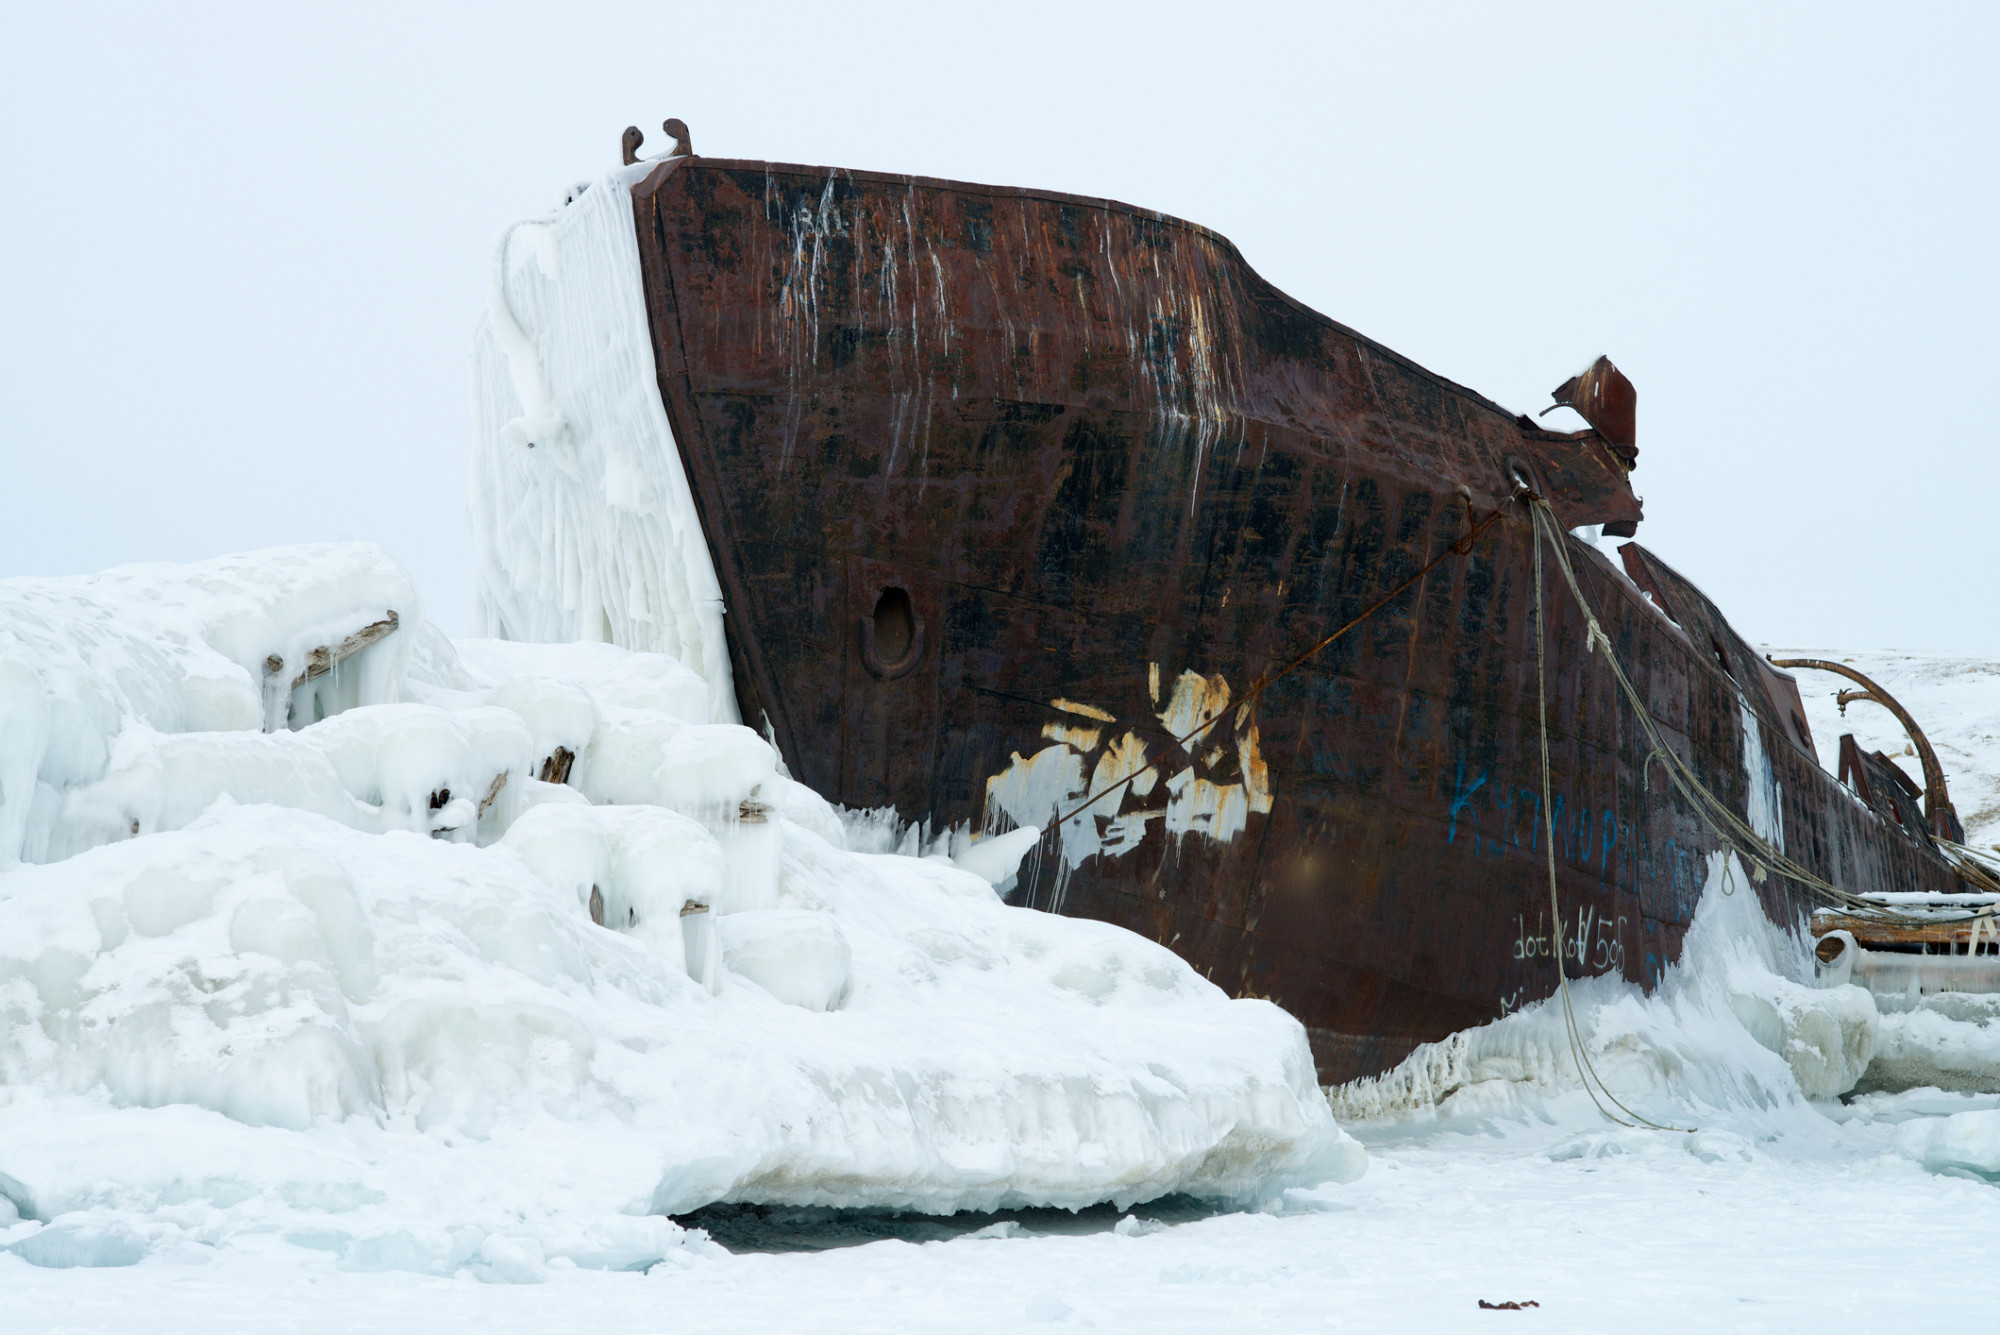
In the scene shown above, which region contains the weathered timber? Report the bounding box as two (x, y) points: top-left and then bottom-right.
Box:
(476, 770), (509, 817)
(539, 746), (576, 786)
(265, 612), (401, 693)
(260, 611), (401, 733)
(1812, 912), (1993, 951)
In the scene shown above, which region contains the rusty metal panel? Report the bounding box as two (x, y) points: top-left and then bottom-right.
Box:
(1549, 355), (1637, 457)
(628, 155), (1965, 1083)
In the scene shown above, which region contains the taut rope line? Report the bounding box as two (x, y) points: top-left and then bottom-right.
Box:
(1524, 496), (1996, 932)
(1530, 498), (1689, 1133)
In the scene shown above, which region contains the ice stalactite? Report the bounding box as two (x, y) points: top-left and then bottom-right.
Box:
(1741, 696), (1786, 852)
(469, 163), (735, 723)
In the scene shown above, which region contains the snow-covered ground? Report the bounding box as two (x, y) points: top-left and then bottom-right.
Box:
(7, 1070), (2000, 1332)
(9, 1106), (2000, 1334)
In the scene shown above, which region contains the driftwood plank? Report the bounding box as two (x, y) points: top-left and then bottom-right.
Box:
(263, 612), (401, 693)
(261, 611), (401, 732)
(476, 770), (508, 817)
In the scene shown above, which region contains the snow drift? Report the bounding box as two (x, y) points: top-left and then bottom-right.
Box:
(0, 543), (1359, 1278)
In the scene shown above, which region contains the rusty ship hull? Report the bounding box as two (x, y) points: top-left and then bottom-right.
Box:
(625, 154), (1962, 1083)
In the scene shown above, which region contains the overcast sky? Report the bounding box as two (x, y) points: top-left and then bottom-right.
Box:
(5, 2), (1995, 653)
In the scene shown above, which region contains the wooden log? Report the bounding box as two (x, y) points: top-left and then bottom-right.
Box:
(1813, 909), (1996, 951)
(281, 612), (401, 692)
(261, 611), (401, 731)
(476, 770), (508, 817)
(539, 746), (576, 785)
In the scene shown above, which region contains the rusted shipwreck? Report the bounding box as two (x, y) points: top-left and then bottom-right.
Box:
(595, 128), (1977, 1084)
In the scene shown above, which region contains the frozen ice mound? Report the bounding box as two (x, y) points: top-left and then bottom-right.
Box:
(1821, 1087), (2000, 1184)
(0, 545), (1360, 1277)
(1330, 852), (1882, 1125)
(1894, 1110), (2000, 1181)
(0, 543), (417, 868)
(3, 1213), (148, 1269)
(1863, 993), (2000, 1094)
(0, 805), (1355, 1256)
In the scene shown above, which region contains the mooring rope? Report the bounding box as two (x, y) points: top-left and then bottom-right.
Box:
(1522, 489), (2000, 1127)
(1530, 501), (1690, 1133)
(1524, 496), (1997, 933)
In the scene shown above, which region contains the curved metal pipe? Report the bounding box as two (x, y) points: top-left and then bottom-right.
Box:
(1768, 656), (1958, 838)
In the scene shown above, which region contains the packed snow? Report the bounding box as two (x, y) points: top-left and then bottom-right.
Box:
(0, 542), (1357, 1287)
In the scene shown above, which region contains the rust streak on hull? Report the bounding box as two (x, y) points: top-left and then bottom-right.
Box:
(628, 155), (1963, 1084)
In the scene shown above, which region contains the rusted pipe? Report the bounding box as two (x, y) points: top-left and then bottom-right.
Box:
(1769, 657), (1958, 839)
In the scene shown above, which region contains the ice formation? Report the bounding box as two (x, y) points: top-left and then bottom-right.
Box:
(1740, 696), (1786, 851)
(1864, 992), (2000, 1094)
(1329, 852), (1881, 1125)
(0, 545), (418, 868)
(1324, 846), (2000, 1190)
(468, 162), (734, 721)
(0, 544), (1358, 1278)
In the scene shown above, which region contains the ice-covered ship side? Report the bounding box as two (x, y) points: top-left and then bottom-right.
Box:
(622, 155), (1961, 1082)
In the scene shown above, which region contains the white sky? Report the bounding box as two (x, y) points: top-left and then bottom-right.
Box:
(5, 1), (1995, 649)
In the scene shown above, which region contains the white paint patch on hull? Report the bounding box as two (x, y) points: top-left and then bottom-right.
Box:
(982, 665), (1274, 889)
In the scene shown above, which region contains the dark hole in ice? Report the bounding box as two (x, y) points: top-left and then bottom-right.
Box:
(872, 587), (915, 665)
(673, 1196), (1220, 1255)
(428, 788), (451, 811)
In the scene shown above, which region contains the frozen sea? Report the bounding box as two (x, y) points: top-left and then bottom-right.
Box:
(8, 1094), (1998, 1333)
